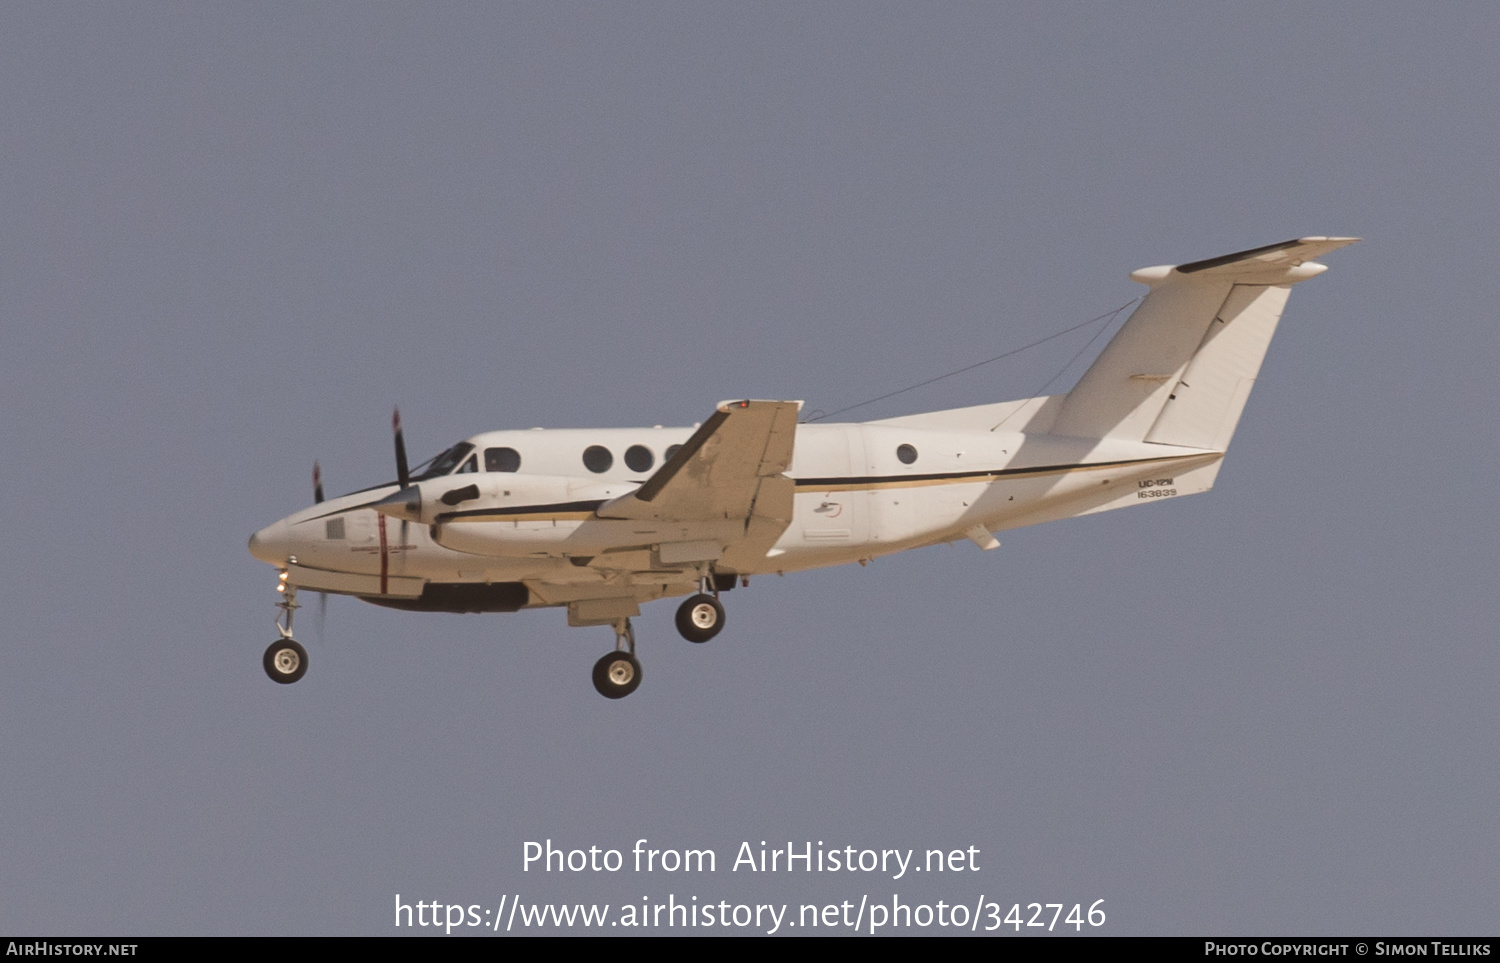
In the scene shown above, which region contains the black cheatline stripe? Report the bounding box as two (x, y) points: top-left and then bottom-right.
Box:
(635, 409), (731, 502)
(793, 455), (1193, 489)
(438, 499), (607, 521)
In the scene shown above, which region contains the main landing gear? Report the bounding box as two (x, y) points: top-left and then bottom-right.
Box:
(675, 570), (726, 644)
(591, 573), (731, 699)
(263, 573), (308, 684)
(675, 594), (724, 643)
(592, 618), (641, 699)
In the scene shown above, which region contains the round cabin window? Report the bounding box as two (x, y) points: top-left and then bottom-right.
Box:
(582, 445), (614, 473)
(896, 444), (918, 465)
(624, 445), (654, 473)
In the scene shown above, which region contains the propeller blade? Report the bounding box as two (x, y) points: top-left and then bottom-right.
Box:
(312, 461), (325, 504)
(389, 407), (413, 553)
(315, 591), (327, 643)
(393, 408), (410, 489)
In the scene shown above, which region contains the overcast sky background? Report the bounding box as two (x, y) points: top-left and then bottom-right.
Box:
(3, 3), (1497, 936)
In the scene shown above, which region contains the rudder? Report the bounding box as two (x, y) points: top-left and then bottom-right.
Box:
(1144, 283), (1290, 450)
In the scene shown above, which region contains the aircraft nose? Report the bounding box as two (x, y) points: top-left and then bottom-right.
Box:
(248, 520), (292, 565)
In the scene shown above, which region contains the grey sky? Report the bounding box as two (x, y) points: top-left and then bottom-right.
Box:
(2, 3), (1496, 935)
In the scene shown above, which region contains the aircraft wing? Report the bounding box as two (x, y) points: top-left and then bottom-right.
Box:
(595, 399), (802, 523)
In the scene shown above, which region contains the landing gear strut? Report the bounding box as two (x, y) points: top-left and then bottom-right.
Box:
(263, 574), (309, 684)
(592, 618), (641, 699)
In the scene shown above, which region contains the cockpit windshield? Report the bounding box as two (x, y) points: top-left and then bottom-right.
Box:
(412, 442), (475, 481)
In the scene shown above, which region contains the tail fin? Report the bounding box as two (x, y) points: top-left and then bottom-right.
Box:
(1048, 237), (1358, 447)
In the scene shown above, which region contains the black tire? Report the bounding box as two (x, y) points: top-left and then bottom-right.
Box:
(675, 594), (725, 643)
(592, 651), (642, 699)
(264, 638), (309, 684)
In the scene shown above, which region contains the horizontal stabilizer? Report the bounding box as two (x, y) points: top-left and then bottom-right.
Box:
(1172, 237), (1360, 277)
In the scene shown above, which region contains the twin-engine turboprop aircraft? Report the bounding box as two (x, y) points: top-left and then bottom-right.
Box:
(249, 237), (1357, 697)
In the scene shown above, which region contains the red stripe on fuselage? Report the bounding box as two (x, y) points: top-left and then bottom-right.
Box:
(377, 513), (389, 595)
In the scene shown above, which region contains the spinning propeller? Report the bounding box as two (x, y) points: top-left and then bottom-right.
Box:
(376, 406), (481, 531)
(304, 406), (419, 635)
(389, 407), (415, 545)
(374, 406), (424, 525)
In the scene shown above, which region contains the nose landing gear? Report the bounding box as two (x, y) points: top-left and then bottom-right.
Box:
(264, 637), (308, 684)
(263, 574), (309, 684)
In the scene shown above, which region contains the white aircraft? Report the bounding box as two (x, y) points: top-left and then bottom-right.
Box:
(249, 237), (1357, 698)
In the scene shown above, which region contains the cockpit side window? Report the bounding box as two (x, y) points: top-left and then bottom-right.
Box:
(485, 447), (521, 472)
(455, 454), (478, 474)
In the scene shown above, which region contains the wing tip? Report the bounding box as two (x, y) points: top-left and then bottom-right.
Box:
(715, 398), (805, 413)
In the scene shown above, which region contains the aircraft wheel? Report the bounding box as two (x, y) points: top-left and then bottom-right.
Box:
(592, 651), (642, 699)
(675, 594), (725, 643)
(263, 638), (308, 684)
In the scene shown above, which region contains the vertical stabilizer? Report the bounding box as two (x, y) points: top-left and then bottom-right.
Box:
(1048, 237), (1357, 446)
(1048, 276), (1234, 441)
